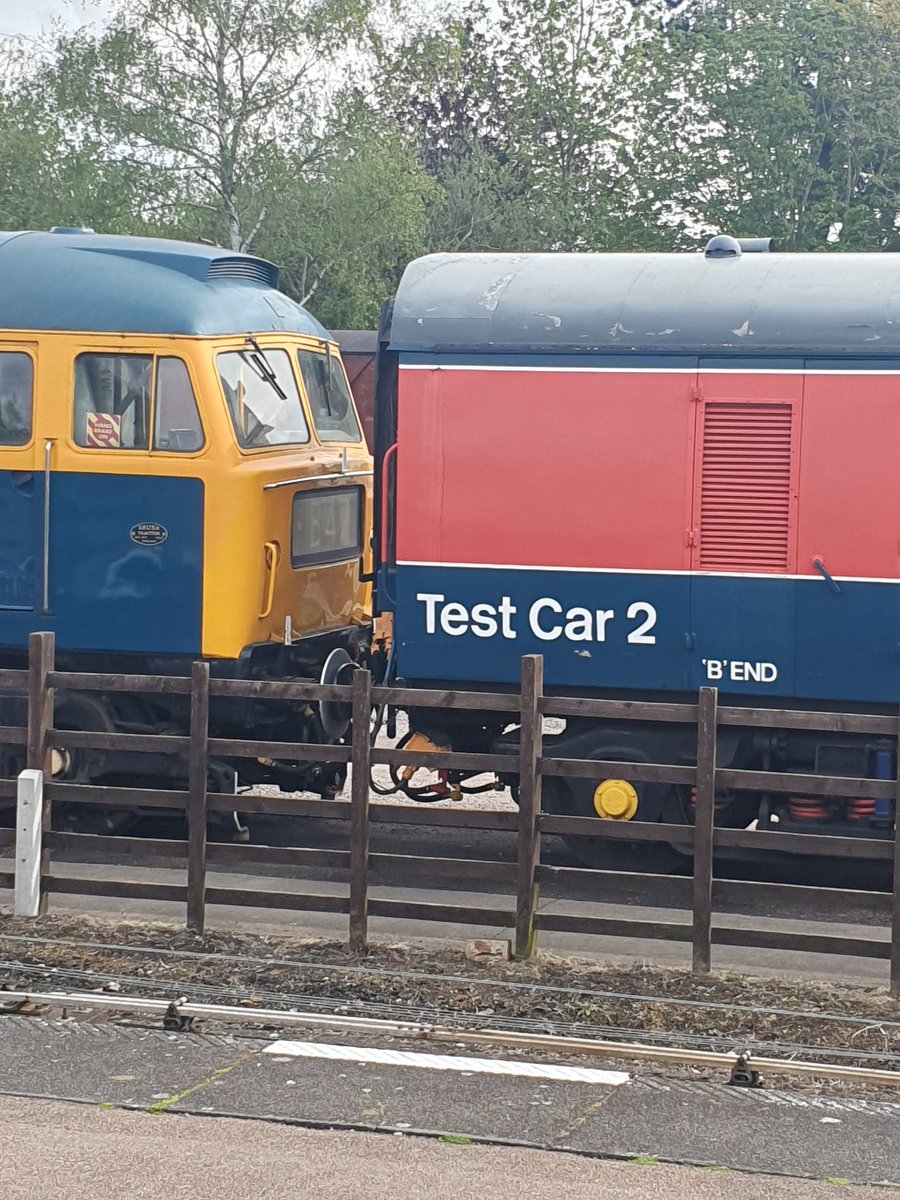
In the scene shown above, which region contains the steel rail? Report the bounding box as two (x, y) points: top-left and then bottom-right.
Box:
(2, 987), (900, 1087)
(4, 958), (899, 1067)
(1, 933), (897, 1031)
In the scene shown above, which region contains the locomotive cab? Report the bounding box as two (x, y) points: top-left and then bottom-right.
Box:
(0, 230), (373, 800)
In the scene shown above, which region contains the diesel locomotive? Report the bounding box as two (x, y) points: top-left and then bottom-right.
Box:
(0, 228), (373, 804)
(374, 236), (900, 847)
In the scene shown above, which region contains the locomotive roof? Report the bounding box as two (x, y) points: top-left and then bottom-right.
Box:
(0, 230), (330, 340)
(389, 250), (900, 357)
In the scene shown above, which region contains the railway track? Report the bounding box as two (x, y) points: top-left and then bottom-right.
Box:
(3, 956), (900, 1069)
(2, 971), (899, 1090)
(2, 934), (900, 1090)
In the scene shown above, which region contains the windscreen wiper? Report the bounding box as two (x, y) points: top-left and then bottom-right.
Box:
(325, 341), (336, 416)
(242, 337), (287, 400)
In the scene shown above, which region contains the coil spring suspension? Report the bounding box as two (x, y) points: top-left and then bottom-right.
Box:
(846, 797), (877, 821)
(788, 797), (829, 821)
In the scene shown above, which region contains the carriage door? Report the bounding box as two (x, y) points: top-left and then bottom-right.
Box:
(0, 346), (39, 613)
(688, 371), (802, 696)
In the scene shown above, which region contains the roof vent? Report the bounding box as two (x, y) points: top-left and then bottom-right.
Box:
(206, 256), (277, 287)
(705, 234), (742, 259)
(50, 226), (95, 235)
(737, 237), (775, 253)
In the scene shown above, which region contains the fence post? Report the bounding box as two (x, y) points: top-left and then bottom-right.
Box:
(27, 631), (54, 915)
(692, 686), (718, 975)
(14, 769), (43, 917)
(349, 667), (372, 953)
(891, 706), (900, 998)
(186, 660), (210, 934)
(515, 654), (543, 960)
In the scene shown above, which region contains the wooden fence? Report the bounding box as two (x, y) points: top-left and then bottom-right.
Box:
(1, 632), (900, 993)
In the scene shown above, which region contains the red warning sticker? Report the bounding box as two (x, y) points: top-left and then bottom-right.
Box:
(85, 412), (122, 448)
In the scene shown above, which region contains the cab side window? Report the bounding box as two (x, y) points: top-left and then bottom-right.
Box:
(154, 357), (204, 452)
(73, 353), (204, 453)
(74, 354), (152, 449)
(297, 349), (362, 443)
(0, 351), (34, 446)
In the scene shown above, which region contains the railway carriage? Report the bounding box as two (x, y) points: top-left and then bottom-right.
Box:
(0, 228), (373, 802)
(375, 237), (900, 843)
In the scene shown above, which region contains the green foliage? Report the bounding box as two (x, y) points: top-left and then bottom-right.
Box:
(6, 0), (900, 328)
(45, 0), (378, 252)
(383, 0), (900, 255)
(379, 0), (659, 252)
(0, 77), (176, 236)
(377, 8), (540, 251)
(261, 115), (435, 326)
(645, 0), (900, 249)
(488, 0), (655, 250)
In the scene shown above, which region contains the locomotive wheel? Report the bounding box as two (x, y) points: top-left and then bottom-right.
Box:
(53, 691), (138, 834)
(54, 691), (116, 782)
(543, 774), (689, 875)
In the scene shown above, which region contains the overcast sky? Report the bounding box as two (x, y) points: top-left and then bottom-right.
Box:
(0, 0), (109, 39)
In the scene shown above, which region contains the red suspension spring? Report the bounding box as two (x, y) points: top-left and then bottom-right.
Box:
(846, 797), (877, 821)
(788, 797), (829, 821)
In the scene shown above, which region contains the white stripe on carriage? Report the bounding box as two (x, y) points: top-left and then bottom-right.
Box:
(398, 363), (900, 376)
(396, 561), (900, 586)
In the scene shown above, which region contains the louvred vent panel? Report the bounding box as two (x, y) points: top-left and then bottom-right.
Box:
(206, 257), (277, 286)
(698, 402), (794, 572)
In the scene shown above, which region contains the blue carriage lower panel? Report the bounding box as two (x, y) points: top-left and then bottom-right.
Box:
(0, 469), (40, 611)
(692, 575), (900, 702)
(795, 577), (900, 703)
(395, 565), (693, 691)
(395, 565), (900, 704)
(690, 573), (796, 694)
(0, 471), (204, 656)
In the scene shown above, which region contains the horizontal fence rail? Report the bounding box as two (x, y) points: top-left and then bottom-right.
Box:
(0, 631), (899, 993)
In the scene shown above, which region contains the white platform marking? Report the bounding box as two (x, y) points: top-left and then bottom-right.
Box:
(264, 1040), (630, 1086)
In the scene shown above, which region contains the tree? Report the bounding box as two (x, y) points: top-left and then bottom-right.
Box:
(378, 9), (540, 251)
(645, 0), (900, 249)
(0, 38), (177, 236)
(261, 114), (436, 327)
(47, 0), (377, 252)
(489, 0), (651, 250)
(380, 0), (663, 253)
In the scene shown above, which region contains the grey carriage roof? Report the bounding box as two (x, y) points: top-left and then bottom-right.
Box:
(388, 250), (900, 357)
